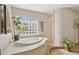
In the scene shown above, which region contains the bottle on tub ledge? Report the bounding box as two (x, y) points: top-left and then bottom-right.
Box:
(0, 49), (1, 55)
(14, 35), (20, 41)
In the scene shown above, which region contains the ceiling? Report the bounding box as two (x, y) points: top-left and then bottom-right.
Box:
(11, 4), (79, 14)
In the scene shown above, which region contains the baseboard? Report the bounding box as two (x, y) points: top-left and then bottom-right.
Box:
(52, 46), (65, 49)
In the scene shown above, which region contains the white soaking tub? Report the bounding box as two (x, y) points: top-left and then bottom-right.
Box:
(2, 37), (48, 55)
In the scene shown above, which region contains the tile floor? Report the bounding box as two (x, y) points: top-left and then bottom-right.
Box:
(49, 49), (79, 55)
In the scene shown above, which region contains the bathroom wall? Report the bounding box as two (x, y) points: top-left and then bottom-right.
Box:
(11, 7), (53, 45)
(54, 9), (64, 46)
(12, 7), (48, 35)
(11, 7), (49, 21)
(46, 15), (53, 45)
(53, 8), (79, 46)
(62, 8), (79, 43)
(52, 12), (55, 46)
(0, 5), (12, 53)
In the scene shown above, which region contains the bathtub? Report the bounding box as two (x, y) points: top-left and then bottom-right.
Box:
(2, 37), (48, 55)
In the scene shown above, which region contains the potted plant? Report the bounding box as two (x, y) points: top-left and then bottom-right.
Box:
(12, 16), (27, 41)
(63, 37), (75, 51)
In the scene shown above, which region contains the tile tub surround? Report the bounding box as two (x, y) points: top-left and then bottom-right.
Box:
(0, 33), (12, 54)
(2, 37), (48, 55)
(14, 41), (48, 55)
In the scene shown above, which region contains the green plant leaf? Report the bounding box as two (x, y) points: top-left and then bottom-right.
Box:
(63, 37), (75, 48)
(13, 16), (27, 33)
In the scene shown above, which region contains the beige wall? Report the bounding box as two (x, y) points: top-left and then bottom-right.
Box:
(12, 7), (49, 20)
(54, 8), (79, 46)
(62, 8), (79, 43)
(6, 5), (12, 34)
(46, 15), (53, 44)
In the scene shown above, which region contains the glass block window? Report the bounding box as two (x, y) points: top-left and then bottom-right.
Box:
(15, 16), (38, 36)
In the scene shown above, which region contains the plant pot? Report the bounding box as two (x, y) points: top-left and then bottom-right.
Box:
(14, 35), (19, 41)
(67, 47), (71, 51)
